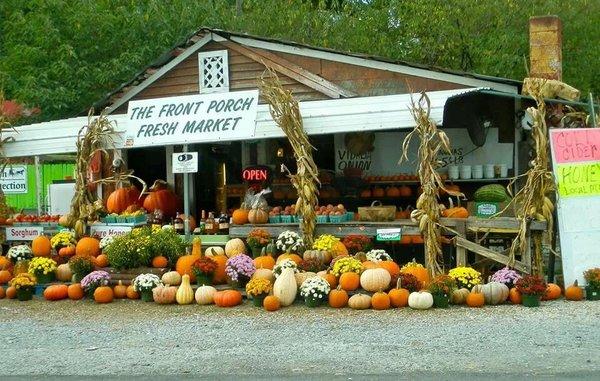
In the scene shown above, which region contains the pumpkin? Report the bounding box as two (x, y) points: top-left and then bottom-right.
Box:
(388, 278), (410, 308)
(214, 289), (242, 307)
(55, 264), (72, 282)
(386, 186), (400, 198)
(330, 241), (349, 257)
(276, 254), (302, 265)
(58, 214), (70, 227)
(67, 284), (84, 300)
(106, 186), (141, 214)
(6, 286), (17, 299)
(225, 238), (247, 258)
(411, 235), (424, 244)
(303, 250), (332, 266)
(295, 272), (316, 287)
(153, 284), (178, 304)
(152, 256), (168, 268)
(94, 286), (114, 303)
(450, 288), (470, 305)
(328, 286), (349, 308)
(371, 290), (391, 310)
(110, 280), (127, 299)
(195, 285), (217, 305)
(254, 255), (276, 270)
(565, 280), (584, 301)
(348, 293), (371, 310)
(176, 274), (194, 305)
(232, 208), (249, 225)
(466, 291), (485, 307)
(442, 206), (469, 218)
(263, 295), (281, 311)
(360, 268), (391, 292)
(143, 180), (178, 217)
(0, 269), (12, 284)
(472, 282), (509, 305)
(399, 185), (412, 197)
(176, 253), (201, 282)
(543, 283), (562, 300)
(509, 287), (522, 304)
(126, 285), (140, 299)
(378, 261), (400, 278)
(407, 291), (434, 309)
(400, 259), (430, 285)
(362, 261), (378, 270)
(58, 246), (76, 258)
(204, 246), (225, 257)
(248, 208), (269, 224)
(339, 272), (360, 291)
(32, 235), (52, 257)
(252, 268), (275, 282)
(372, 187), (385, 198)
(0, 287), (5, 299)
(94, 254), (109, 268)
(161, 271), (182, 286)
(360, 189), (372, 198)
(76, 237), (100, 257)
(318, 271), (338, 289)
(211, 255), (228, 284)
(0, 256), (12, 271)
(273, 267), (297, 306)
(43, 284), (69, 301)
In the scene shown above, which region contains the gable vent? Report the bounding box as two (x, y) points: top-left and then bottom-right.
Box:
(198, 50), (229, 93)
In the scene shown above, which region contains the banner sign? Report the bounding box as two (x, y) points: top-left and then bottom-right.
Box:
(1, 165), (28, 194)
(376, 228), (401, 241)
(89, 225), (132, 239)
(125, 90), (258, 148)
(5, 226), (43, 241)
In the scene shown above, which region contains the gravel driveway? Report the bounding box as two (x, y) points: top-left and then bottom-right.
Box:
(0, 298), (599, 379)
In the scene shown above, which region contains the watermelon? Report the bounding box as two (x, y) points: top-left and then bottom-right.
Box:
(474, 184), (510, 202)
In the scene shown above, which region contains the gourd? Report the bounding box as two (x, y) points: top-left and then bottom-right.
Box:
(214, 290), (242, 307)
(360, 268), (391, 292)
(450, 288), (470, 305)
(303, 250), (332, 266)
(466, 291), (485, 307)
(294, 272), (316, 287)
(43, 284), (69, 301)
(106, 186), (141, 214)
(509, 288), (522, 304)
(232, 208), (249, 225)
(474, 184), (510, 202)
(32, 235), (52, 257)
(388, 278), (410, 308)
(472, 282), (509, 305)
(273, 268), (297, 306)
(348, 293), (371, 310)
(205, 246), (225, 257)
(543, 283), (561, 300)
(378, 261), (400, 278)
(67, 284), (84, 300)
(161, 271), (182, 286)
(252, 268), (274, 282)
(143, 180), (178, 217)
(152, 256), (168, 268)
(153, 284), (178, 304)
(248, 209), (269, 224)
(225, 238), (247, 258)
(176, 274), (194, 305)
(76, 237), (100, 257)
(263, 295), (281, 311)
(56, 264), (72, 282)
(328, 286), (349, 308)
(408, 291), (434, 310)
(254, 254), (276, 270)
(195, 285), (217, 305)
(94, 286), (114, 303)
(371, 291), (391, 310)
(565, 280), (584, 301)
(113, 281), (128, 299)
(339, 272), (360, 291)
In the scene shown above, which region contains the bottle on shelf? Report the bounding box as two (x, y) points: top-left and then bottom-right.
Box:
(218, 211), (230, 235)
(173, 212), (184, 235)
(197, 210), (207, 235)
(205, 212), (216, 235)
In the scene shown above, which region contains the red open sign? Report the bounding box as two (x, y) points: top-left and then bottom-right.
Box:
(242, 166), (270, 182)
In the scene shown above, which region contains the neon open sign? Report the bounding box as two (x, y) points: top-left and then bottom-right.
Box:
(242, 166), (270, 182)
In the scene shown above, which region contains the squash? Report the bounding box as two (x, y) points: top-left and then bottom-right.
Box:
(195, 285), (217, 305)
(143, 180), (178, 217)
(294, 271), (316, 287)
(565, 280), (584, 301)
(466, 291), (485, 307)
(543, 283), (562, 300)
(214, 289), (242, 307)
(388, 278), (410, 308)
(93, 286), (114, 303)
(32, 235), (52, 257)
(328, 286), (349, 308)
(254, 254), (276, 270)
(76, 237), (100, 257)
(225, 238), (247, 258)
(175, 254), (201, 283)
(43, 284), (69, 301)
(153, 284), (178, 304)
(472, 282), (509, 305)
(113, 281), (128, 299)
(252, 268), (274, 282)
(273, 267), (297, 306)
(232, 208), (249, 225)
(106, 186), (141, 214)
(248, 208), (269, 224)
(348, 293), (371, 310)
(205, 246), (225, 257)
(450, 288), (470, 305)
(175, 274), (194, 305)
(161, 271), (182, 286)
(56, 264), (73, 282)
(408, 291), (434, 310)
(360, 268), (391, 292)
(211, 255), (228, 284)
(303, 250), (332, 266)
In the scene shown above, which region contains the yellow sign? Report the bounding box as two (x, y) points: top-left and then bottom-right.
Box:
(557, 162), (600, 197)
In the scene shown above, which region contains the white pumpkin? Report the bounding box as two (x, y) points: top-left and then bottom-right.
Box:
(294, 272), (316, 288)
(408, 291), (434, 310)
(348, 293), (371, 310)
(451, 288), (470, 305)
(273, 267), (297, 306)
(225, 238), (247, 258)
(252, 268), (275, 282)
(204, 246), (225, 257)
(360, 268), (391, 292)
(195, 285), (217, 305)
(56, 264), (72, 282)
(161, 271), (182, 286)
(472, 282), (509, 305)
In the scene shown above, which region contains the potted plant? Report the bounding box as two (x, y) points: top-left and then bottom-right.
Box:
(391, 272), (422, 292)
(80, 270), (111, 298)
(68, 255), (95, 282)
(490, 267), (522, 289)
(448, 266), (482, 290)
(515, 275), (547, 307)
(365, 249), (392, 263)
(51, 231), (77, 253)
(427, 274), (457, 308)
(225, 254), (256, 288)
(299, 276), (331, 307)
(583, 268), (600, 301)
(99, 236), (115, 253)
(28, 257), (58, 284)
(9, 273), (36, 301)
(273, 259), (299, 278)
(245, 278), (273, 306)
(341, 234), (372, 255)
(246, 229), (271, 258)
(191, 257), (217, 286)
(132, 273), (162, 302)
(275, 231), (304, 254)
(6, 245), (33, 275)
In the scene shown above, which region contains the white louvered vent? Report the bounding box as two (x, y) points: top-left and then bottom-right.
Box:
(198, 50), (229, 93)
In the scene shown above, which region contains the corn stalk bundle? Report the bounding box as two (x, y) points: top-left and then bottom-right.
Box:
(66, 110), (116, 238)
(259, 70), (319, 247)
(400, 92), (462, 278)
(0, 91), (16, 219)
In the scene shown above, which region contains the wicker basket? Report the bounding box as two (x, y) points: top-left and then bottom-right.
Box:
(358, 201), (396, 222)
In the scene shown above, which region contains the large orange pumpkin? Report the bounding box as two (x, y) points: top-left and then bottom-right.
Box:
(211, 254), (228, 284)
(565, 280), (584, 301)
(43, 284), (69, 301)
(76, 237), (100, 257)
(232, 209), (249, 225)
(254, 255), (275, 270)
(32, 235), (52, 257)
(94, 286), (114, 303)
(106, 186), (141, 214)
(400, 260), (429, 285)
(543, 283), (561, 301)
(175, 253), (201, 282)
(143, 180), (178, 217)
(214, 289), (242, 307)
(68, 284), (84, 300)
(379, 261), (400, 278)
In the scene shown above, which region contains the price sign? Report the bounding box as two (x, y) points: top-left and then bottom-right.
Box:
(5, 226), (44, 241)
(89, 225), (132, 239)
(376, 228), (402, 241)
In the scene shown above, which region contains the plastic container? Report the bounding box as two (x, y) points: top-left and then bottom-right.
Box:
(345, 212), (355, 221)
(280, 215), (293, 224)
(460, 165), (472, 180)
(472, 165), (483, 179)
(104, 216), (116, 223)
(316, 215), (329, 224)
(268, 215), (281, 224)
(448, 165), (460, 180)
(484, 164), (495, 179)
(116, 216), (128, 223)
(329, 214), (344, 223)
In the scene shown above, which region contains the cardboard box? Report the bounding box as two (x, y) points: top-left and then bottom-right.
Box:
(467, 202), (514, 218)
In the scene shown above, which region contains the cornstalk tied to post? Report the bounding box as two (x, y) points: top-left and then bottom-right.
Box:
(401, 92), (463, 278)
(260, 69), (320, 247)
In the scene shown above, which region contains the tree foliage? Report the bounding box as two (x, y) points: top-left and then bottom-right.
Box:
(0, 0), (597, 123)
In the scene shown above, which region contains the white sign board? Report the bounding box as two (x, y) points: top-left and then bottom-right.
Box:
(89, 225), (132, 239)
(124, 90), (259, 148)
(48, 183), (76, 215)
(172, 152), (198, 173)
(549, 128), (600, 287)
(1, 165), (28, 194)
(5, 226), (44, 241)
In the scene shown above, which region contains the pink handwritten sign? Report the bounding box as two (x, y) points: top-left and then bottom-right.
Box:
(550, 129), (600, 164)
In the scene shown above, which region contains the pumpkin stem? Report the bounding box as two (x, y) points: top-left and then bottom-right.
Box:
(573, 279), (579, 287)
(396, 277), (402, 290)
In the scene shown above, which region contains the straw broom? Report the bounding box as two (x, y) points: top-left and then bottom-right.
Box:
(259, 69), (319, 247)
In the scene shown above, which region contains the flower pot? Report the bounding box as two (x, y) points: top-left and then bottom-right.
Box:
(252, 294), (267, 307)
(195, 273), (212, 286)
(140, 290), (154, 302)
(586, 286), (600, 301)
(432, 293), (450, 308)
(35, 272), (55, 285)
(522, 294), (541, 307)
(304, 296), (324, 308)
(16, 287), (34, 301)
(228, 275), (250, 289)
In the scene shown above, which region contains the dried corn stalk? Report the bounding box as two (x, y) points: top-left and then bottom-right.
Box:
(400, 92), (462, 278)
(260, 70), (319, 247)
(0, 91), (16, 220)
(66, 109), (116, 238)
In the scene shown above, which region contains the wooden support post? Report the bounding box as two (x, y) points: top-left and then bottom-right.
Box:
(454, 220), (467, 266)
(454, 236), (529, 273)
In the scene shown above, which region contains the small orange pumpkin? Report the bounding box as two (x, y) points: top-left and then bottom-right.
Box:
(68, 284), (85, 300)
(0, 269), (12, 285)
(214, 289), (242, 307)
(371, 290), (391, 310)
(94, 286), (114, 303)
(319, 272), (338, 289)
(232, 208), (249, 225)
(6, 286), (17, 299)
(378, 261), (400, 278)
(442, 207), (469, 218)
(339, 272), (360, 291)
(113, 281), (127, 299)
(388, 278), (410, 307)
(565, 280), (584, 301)
(263, 295), (281, 311)
(152, 256), (169, 268)
(43, 284), (69, 301)
(254, 255), (275, 270)
(362, 261), (378, 270)
(211, 254), (228, 284)
(32, 235), (52, 257)
(543, 283), (561, 301)
(328, 286), (349, 308)
(58, 246), (76, 258)
(94, 254), (109, 268)
(509, 287), (522, 304)
(126, 285), (140, 299)
(276, 253), (302, 265)
(466, 291), (485, 307)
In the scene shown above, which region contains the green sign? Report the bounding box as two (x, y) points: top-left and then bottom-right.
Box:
(376, 228), (402, 241)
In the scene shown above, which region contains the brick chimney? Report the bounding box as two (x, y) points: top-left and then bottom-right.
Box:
(529, 16), (562, 80)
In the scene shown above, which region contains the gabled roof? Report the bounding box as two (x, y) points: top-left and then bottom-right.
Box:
(94, 27), (521, 113)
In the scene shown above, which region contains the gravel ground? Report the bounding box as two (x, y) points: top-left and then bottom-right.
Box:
(0, 298), (599, 379)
